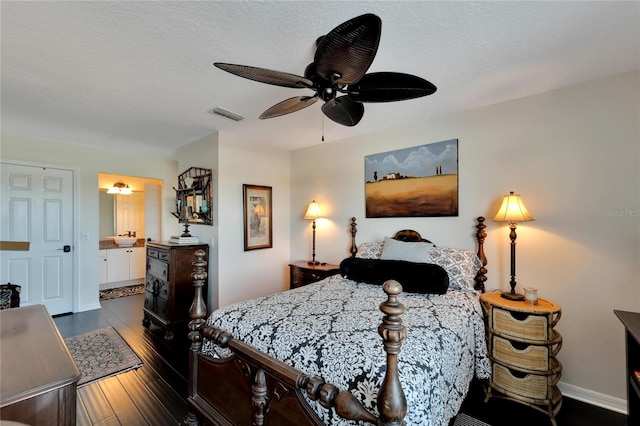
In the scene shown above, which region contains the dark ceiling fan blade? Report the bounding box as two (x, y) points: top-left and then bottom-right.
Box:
(347, 72), (437, 102)
(214, 63), (313, 89)
(321, 96), (364, 126)
(314, 14), (381, 85)
(259, 96), (319, 119)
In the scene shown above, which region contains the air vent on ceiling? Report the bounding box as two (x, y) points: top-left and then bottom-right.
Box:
(208, 107), (244, 122)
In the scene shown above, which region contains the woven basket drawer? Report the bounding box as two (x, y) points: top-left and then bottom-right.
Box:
(493, 307), (548, 340)
(492, 335), (548, 371)
(492, 363), (549, 400)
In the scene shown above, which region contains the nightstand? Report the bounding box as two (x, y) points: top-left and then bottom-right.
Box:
(288, 261), (340, 289)
(480, 291), (563, 426)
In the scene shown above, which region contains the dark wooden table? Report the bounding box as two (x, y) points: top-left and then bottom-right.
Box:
(288, 261), (340, 289)
(1, 305), (81, 425)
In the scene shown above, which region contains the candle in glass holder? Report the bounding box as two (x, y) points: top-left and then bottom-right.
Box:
(524, 287), (538, 305)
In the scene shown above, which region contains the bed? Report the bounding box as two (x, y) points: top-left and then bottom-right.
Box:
(186, 217), (490, 426)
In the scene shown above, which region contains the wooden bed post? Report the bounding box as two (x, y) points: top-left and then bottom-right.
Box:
(475, 216), (488, 293)
(349, 217), (358, 258)
(186, 249), (208, 426)
(377, 280), (407, 426)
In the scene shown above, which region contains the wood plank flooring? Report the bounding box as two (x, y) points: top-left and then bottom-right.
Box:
(54, 294), (190, 425)
(53, 293), (628, 426)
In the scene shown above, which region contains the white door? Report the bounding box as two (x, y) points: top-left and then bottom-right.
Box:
(0, 162), (74, 315)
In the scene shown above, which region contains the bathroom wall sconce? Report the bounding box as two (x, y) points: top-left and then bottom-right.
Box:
(107, 182), (132, 195)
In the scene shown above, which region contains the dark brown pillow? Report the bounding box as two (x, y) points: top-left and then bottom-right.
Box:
(339, 257), (449, 294)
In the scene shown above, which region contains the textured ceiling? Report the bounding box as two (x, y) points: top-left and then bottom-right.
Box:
(1, 1), (639, 159)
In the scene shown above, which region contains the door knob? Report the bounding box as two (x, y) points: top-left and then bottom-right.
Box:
(57, 245), (71, 252)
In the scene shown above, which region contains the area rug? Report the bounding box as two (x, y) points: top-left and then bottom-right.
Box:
(99, 283), (145, 300)
(453, 413), (492, 426)
(65, 327), (143, 386)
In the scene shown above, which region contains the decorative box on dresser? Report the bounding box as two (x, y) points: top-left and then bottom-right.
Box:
(288, 261), (340, 289)
(614, 310), (640, 425)
(143, 241), (209, 341)
(480, 292), (563, 426)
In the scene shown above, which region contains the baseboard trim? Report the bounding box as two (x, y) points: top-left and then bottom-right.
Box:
(559, 381), (627, 414)
(77, 302), (102, 312)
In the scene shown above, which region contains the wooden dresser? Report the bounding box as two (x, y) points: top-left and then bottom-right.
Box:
(480, 292), (563, 426)
(1, 305), (81, 425)
(288, 261), (340, 289)
(143, 241), (209, 341)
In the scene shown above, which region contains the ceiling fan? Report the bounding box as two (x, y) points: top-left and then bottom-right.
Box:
(213, 13), (437, 127)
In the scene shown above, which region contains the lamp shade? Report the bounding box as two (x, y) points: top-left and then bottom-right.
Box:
(304, 201), (321, 220)
(493, 192), (534, 223)
(120, 185), (132, 195)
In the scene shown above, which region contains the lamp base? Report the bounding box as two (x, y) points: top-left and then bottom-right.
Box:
(501, 291), (525, 301)
(307, 260), (320, 266)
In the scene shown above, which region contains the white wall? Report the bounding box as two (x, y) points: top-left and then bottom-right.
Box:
(176, 132), (220, 309)
(216, 133), (291, 307)
(290, 71), (640, 411)
(0, 133), (178, 312)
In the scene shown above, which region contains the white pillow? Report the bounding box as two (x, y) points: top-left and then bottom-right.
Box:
(380, 237), (433, 263)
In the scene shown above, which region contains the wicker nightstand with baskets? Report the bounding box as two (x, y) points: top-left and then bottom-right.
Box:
(480, 291), (563, 426)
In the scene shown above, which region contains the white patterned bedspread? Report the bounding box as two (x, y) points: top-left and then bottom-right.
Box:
(202, 275), (490, 426)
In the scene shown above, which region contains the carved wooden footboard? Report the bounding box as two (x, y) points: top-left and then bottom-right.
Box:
(186, 249), (407, 425)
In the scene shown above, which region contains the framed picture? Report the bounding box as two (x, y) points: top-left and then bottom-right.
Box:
(243, 184), (273, 251)
(365, 139), (459, 217)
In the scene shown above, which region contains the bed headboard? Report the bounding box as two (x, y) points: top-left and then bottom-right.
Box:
(348, 216), (488, 292)
(392, 229), (432, 244)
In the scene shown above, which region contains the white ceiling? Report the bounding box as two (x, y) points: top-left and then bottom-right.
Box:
(2, 1), (638, 159)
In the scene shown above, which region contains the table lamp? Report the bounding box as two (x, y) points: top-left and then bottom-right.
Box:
(493, 191), (534, 300)
(304, 200), (322, 266)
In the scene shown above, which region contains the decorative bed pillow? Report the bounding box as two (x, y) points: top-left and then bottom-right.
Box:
(339, 257), (449, 294)
(427, 247), (482, 291)
(0, 289), (11, 310)
(0, 283), (21, 308)
(355, 242), (384, 259)
(380, 236), (433, 263)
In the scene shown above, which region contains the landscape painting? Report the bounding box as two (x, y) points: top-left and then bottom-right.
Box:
(365, 139), (459, 217)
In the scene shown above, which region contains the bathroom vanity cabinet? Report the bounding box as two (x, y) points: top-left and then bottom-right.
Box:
(98, 247), (145, 286)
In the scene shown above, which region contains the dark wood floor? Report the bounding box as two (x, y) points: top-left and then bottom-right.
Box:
(461, 380), (627, 426)
(54, 293), (190, 425)
(54, 294), (627, 426)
